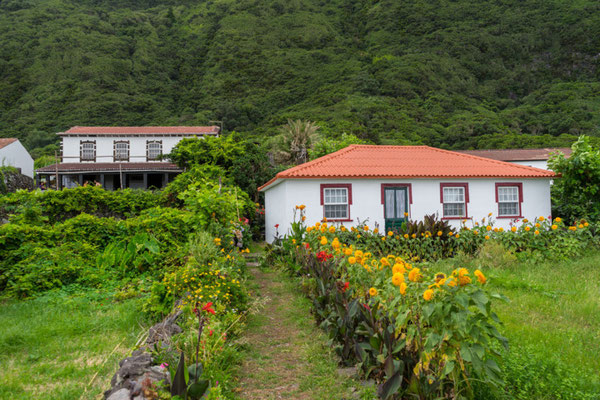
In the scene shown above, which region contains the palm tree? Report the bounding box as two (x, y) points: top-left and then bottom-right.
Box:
(278, 119), (320, 165)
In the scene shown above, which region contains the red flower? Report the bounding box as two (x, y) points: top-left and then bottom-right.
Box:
(363, 303), (371, 311)
(202, 302), (216, 315)
(209, 330), (214, 336)
(316, 251), (333, 262)
(304, 243), (310, 249)
(342, 282), (349, 292)
(275, 224), (280, 228)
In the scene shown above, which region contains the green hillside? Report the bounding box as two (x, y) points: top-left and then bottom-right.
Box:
(1, 0), (599, 155)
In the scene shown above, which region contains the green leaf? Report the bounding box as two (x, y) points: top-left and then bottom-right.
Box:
(171, 352), (187, 397)
(187, 380), (210, 399)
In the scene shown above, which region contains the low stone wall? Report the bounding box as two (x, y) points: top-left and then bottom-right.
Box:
(2, 170), (33, 192)
(104, 310), (183, 400)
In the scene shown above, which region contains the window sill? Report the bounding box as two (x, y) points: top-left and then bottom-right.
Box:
(442, 217), (470, 220)
(326, 219), (353, 222)
(497, 216), (523, 219)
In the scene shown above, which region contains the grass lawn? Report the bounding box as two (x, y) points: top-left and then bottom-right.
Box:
(0, 290), (147, 400)
(432, 247), (600, 399)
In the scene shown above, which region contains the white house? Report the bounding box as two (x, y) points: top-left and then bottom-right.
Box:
(0, 138), (34, 178)
(36, 126), (220, 189)
(457, 148), (571, 170)
(259, 145), (556, 243)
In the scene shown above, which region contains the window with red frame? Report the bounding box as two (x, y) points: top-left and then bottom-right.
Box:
(441, 184), (468, 218)
(496, 183), (522, 217)
(321, 184), (351, 220)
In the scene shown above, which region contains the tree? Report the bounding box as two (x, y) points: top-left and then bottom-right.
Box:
(309, 133), (368, 159)
(276, 119), (320, 165)
(548, 136), (600, 223)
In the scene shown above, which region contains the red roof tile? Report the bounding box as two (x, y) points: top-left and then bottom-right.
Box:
(36, 162), (182, 173)
(0, 138), (18, 150)
(61, 126), (220, 135)
(457, 148), (571, 161)
(259, 145), (556, 191)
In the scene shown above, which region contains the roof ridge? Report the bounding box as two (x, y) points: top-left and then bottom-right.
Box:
(276, 145), (360, 178)
(426, 146), (555, 176)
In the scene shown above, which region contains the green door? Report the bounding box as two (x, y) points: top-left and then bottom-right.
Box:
(384, 186), (409, 233)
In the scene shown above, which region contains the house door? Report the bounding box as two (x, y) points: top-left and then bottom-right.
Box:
(384, 186), (409, 233)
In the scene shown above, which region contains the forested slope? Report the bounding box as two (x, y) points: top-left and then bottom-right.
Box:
(1, 0), (599, 154)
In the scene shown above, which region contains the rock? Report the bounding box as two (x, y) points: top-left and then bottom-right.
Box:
(146, 310), (183, 346)
(337, 366), (359, 378)
(106, 388), (131, 400)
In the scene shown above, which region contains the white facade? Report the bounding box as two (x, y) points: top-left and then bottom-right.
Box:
(0, 140), (34, 177)
(61, 136), (186, 163)
(509, 160), (548, 170)
(264, 178), (552, 243)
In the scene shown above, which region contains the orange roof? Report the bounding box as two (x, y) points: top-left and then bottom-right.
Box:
(259, 145), (556, 191)
(0, 138), (18, 150)
(60, 126), (220, 135)
(457, 148), (571, 161)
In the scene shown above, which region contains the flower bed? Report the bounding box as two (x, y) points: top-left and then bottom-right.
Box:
(266, 206), (598, 399)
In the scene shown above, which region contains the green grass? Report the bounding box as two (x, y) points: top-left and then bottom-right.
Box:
(0, 290), (147, 400)
(431, 248), (600, 399)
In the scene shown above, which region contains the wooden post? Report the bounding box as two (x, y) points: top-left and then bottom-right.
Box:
(78, 174), (84, 186)
(143, 173), (148, 189)
(100, 174), (105, 189)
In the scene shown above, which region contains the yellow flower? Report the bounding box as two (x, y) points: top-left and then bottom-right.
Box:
(320, 227), (326, 233)
(399, 282), (407, 295)
(292, 239), (296, 244)
(485, 235), (490, 240)
(322, 222), (328, 228)
(373, 228), (379, 234)
(523, 218), (529, 223)
(525, 226), (531, 231)
(554, 217), (561, 223)
(320, 236), (328, 245)
(380, 257), (390, 267)
(458, 268), (469, 277)
(306, 227), (313, 233)
(584, 222), (589, 227)
(488, 212), (493, 217)
(340, 225), (347, 232)
(569, 226), (577, 231)
(408, 268), (422, 282)
(354, 250), (363, 258)
(434, 272), (446, 283)
(551, 224), (557, 230)
(538, 216), (545, 221)
(511, 226), (517, 232)
(474, 269), (487, 284)
(363, 225), (369, 231)
(329, 226), (336, 233)
(299, 204), (306, 210)
(369, 287), (378, 296)
(381, 237), (386, 241)
(423, 289), (434, 301)
(357, 234), (361, 239)
(534, 230), (540, 235)
(403, 233), (409, 239)
(392, 273), (404, 286)
(392, 263), (406, 274)
(535, 223), (540, 228)
(486, 225), (492, 231)
(447, 277), (457, 287)
(459, 275), (471, 286)
(578, 224), (584, 229)
(388, 231), (394, 236)
(437, 231), (443, 236)
(404, 212), (409, 217)
(344, 248), (353, 256)
(455, 234), (460, 238)
(411, 233), (416, 238)
(302, 216), (306, 221)
(348, 256), (356, 265)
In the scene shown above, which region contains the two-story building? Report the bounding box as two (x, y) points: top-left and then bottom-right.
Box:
(36, 126), (220, 190)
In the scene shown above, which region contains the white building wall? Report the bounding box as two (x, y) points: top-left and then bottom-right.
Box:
(62, 136), (187, 163)
(509, 160), (548, 170)
(0, 141), (34, 177)
(263, 178), (552, 243)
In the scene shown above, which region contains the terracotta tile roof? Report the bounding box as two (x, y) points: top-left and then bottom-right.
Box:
(60, 126), (220, 135)
(259, 145), (556, 191)
(36, 162), (182, 173)
(0, 138), (18, 150)
(457, 148), (571, 161)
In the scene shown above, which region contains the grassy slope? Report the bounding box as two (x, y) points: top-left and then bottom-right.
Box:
(432, 248), (600, 398)
(0, 291), (146, 400)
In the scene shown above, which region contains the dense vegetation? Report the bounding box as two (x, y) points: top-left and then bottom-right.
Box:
(1, 0), (600, 157)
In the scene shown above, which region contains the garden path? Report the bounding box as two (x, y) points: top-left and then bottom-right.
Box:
(235, 253), (368, 399)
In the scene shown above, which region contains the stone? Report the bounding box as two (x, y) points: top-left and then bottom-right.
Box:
(146, 310), (183, 346)
(337, 366), (359, 378)
(106, 388), (131, 400)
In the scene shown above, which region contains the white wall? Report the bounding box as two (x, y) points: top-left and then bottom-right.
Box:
(0, 140), (34, 177)
(509, 160), (548, 170)
(62, 136), (186, 163)
(263, 178), (552, 243)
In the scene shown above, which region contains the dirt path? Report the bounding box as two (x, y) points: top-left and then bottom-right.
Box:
(235, 255), (372, 400)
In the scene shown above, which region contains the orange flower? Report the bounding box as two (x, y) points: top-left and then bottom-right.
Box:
(474, 269), (487, 284)
(423, 289), (434, 301)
